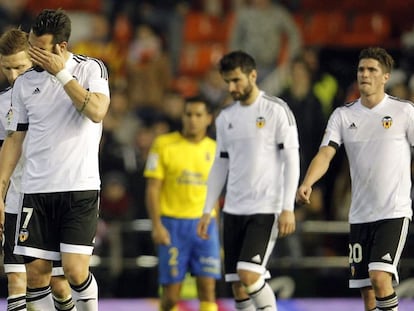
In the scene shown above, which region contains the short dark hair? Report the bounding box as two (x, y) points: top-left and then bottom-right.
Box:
(0, 28), (29, 55)
(359, 47), (394, 73)
(185, 95), (214, 114)
(218, 50), (256, 75)
(31, 9), (71, 44)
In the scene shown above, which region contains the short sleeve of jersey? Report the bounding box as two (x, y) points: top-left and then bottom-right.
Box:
(143, 136), (165, 180)
(320, 107), (342, 148)
(84, 58), (110, 97)
(7, 78), (28, 131)
(274, 101), (299, 149)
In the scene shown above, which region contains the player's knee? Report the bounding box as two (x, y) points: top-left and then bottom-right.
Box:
(50, 276), (71, 299)
(63, 265), (89, 286)
(369, 270), (392, 289)
(237, 269), (261, 287)
(7, 272), (26, 294)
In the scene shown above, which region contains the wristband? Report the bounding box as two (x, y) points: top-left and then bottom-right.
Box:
(55, 69), (74, 86)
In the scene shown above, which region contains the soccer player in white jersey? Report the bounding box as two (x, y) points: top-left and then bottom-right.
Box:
(297, 47), (413, 311)
(0, 28), (76, 311)
(197, 50), (300, 310)
(0, 10), (110, 311)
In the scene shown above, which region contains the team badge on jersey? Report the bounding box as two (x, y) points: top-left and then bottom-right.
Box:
(19, 228), (29, 242)
(382, 116), (392, 129)
(256, 116), (266, 128)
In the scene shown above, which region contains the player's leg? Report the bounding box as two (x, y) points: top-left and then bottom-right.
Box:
(360, 287), (376, 311)
(61, 191), (100, 311)
(237, 214), (278, 310)
(160, 283), (182, 311)
(4, 212), (27, 311)
(51, 264), (76, 311)
(14, 193), (57, 309)
(368, 217), (410, 311)
(191, 217), (220, 311)
(25, 258), (55, 310)
(61, 253), (97, 311)
(222, 213), (254, 311)
(349, 222), (376, 310)
(158, 217), (192, 311)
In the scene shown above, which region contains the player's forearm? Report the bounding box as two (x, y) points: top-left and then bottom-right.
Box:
(55, 69), (109, 123)
(145, 184), (163, 228)
(63, 80), (109, 123)
(203, 158), (228, 214)
(301, 148), (333, 188)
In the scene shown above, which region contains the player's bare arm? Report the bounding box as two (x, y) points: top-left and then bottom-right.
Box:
(296, 145), (336, 204)
(197, 213), (211, 240)
(145, 178), (171, 246)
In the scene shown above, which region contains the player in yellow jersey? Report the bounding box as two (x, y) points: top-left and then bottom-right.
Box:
(144, 96), (221, 311)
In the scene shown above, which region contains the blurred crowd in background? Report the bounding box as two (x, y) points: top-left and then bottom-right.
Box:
(1, 0), (414, 298)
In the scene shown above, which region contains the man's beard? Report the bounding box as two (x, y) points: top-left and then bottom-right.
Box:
(231, 83), (253, 101)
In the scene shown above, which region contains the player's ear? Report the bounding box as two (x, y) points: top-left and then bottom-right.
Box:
(54, 41), (68, 54)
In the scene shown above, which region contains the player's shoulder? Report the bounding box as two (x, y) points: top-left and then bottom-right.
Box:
(73, 53), (107, 68)
(153, 131), (182, 146)
(342, 99), (358, 108)
(387, 95), (414, 107)
(0, 86), (12, 96)
(202, 135), (216, 147)
(262, 92), (287, 106)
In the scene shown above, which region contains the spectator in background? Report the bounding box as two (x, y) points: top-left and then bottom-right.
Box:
(144, 96), (220, 311)
(71, 12), (126, 85)
(161, 90), (185, 132)
(126, 23), (172, 111)
(0, 0), (33, 33)
(302, 46), (340, 118)
(229, 0), (302, 83)
(199, 66), (228, 111)
(279, 56), (326, 221)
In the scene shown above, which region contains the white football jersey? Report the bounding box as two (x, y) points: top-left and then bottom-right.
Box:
(321, 95), (414, 223)
(0, 87), (24, 214)
(215, 91), (299, 215)
(8, 53), (110, 193)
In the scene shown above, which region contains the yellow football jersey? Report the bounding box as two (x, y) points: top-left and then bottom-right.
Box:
(144, 132), (216, 218)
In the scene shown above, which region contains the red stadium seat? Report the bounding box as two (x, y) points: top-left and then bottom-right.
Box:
(178, 43), (225, 78)
(339, 12), (391, 47)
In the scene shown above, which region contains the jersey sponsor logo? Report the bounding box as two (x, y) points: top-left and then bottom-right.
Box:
(256, 116), (265, 128)
(18, 228), (29, 242)
(177, 170), (205, 185)
(381, 253), (392, 262)
(251, 254), (262, 263)
(382, 116), (392, 129)
(348, 122), (357, 129)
